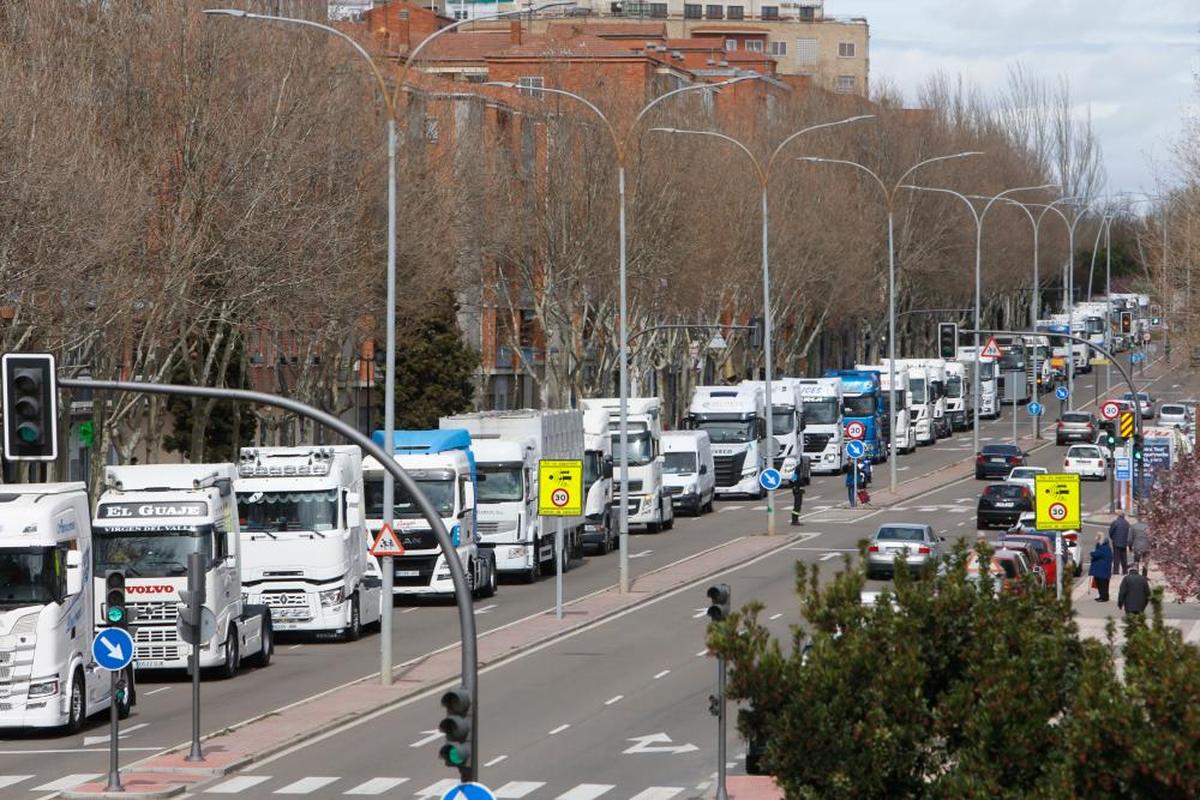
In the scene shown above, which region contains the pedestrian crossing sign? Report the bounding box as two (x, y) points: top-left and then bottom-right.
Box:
(369, 523), (405, 557)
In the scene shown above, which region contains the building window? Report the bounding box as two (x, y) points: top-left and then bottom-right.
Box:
(727, 5), (743, 19)
(684, 3), (701, 17)
(795, 37), (818, 66)
(725, 38), (737, 51)
(706, 4), (723, 18)
(650, 2), (668, 16)
(838, 41), (856, 58)
(518, 76), (544, 98)
(769, 40), (786, 56)
(837, 74), (856, 93)
(424, 116), (439, 143)
(798, 5), (814, 20)
(745, 40), (763, 52)
(761, 5), (778, 19)
(465, 74), (486, 84)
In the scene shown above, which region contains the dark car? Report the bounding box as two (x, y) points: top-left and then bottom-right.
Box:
(975, 443), (1028, 480)
(1055, 411), (1097, 445)
(977, 483), (1034, 529)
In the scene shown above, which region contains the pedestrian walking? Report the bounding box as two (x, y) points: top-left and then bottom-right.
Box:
(790, 463), (805, 525)
(1108, 511), (1131, 575)
(1117, 564), (1151, 616)
(1131, 520), (1151, 567)
(844, 464), (858, 508)
(1089, 533), (1114, 602)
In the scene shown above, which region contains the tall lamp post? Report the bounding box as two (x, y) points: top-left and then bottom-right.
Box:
(799, 152), (982, 493)
(651, 117), (875, 534)
(902, 184), (1058, 455)
(484, 77), (757, 589)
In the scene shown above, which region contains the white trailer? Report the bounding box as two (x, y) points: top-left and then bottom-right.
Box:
(581, 398), (674, 532)
(743, 380), (809, 485)
(235, 446), (381, 640)
(581, 407), (616, 554)
(1, 484), (134, 732)
(93, 465), (272, 678)
(796, 378), (846, 473)
(440, 410), (587, 581)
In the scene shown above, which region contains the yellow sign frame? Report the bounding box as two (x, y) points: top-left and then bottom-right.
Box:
(1034, 473), (1081, 531)
(538, 459), (583, 517)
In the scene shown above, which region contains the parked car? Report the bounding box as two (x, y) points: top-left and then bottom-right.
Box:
(1005, 466), (1048, 493)
(865, 523), (944, 579)
(977, 482), (1035, 529)
(1121, 391), (1155, 418)
(999, 534), (1058, 587)
(1064, 444), (1108, 480)
(1011, 512), (1081, 573)
(1158, 403), (1190, 429)
(1055, 411), (1097, 445)
(965, 549), (1026, 595)
(975, 443), (1028, 480)
(994, 548), (1039, 593)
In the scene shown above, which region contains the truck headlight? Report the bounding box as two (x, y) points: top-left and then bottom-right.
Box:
(741, 465), (757, 477)
(638, 495), (653, 513)
(506, 546), (525, 559)
(27, 678), (59, 698)
(318, 588), (345, 607)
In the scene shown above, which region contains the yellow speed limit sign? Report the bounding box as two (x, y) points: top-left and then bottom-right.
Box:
(538, 459), (583, 517)
(1034, 473), (1081, 531)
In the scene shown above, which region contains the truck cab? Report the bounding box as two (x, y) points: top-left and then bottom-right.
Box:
(910, 359), (951, 438)
(822, 370), (887, 463)
(581, 398), (673, 532)
(897, 363), (935, 446)
(93, 464), (272, 677)
(796, 378), (846, 473)
(1, 484), (132, 732)
(364, 429), (497, 598)
(742, 380), (808, 486)
(686, 385), (767, 498)
(235, 446), (381, 640)
(857, 366), (915, 455)
(958, 346), (999, 418)
(996, 338), (1031, 405)
(944, 361), (973, 431)
(581, 407), (615, 554)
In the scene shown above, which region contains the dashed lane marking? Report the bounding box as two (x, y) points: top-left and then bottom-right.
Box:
(820, 553), (840, 561)
(556, 785), (615, 800)
(274, 777), (339, 795)
(629, 550), (653, 559)
(495, 782), (547, 798)
(549, 724), (571, 735)
(653, 670), (671, 680)
(483, 757), (509, 768)
(605, 695), (624, 705)
(474, 604), (498, 615)
(769, 613), (783, 620)
(206, 776), (274, 794)
(145, 686), (171, 696)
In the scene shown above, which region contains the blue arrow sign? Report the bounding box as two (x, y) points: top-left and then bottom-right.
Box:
(92, 628), (134, 672)
(1130, 352), (1145, 364)
(442, 784), (496, 800)
(1027, 401), (1043, 417)
(758, 468), (783, 491)
(1055, 386), (1069, 401)
(845, 440), (866, 460)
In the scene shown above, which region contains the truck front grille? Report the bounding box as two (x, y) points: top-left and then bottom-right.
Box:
(714, 452), (747, 487)
(135, 627), (177, 644)
(129, 601), (177, 624)
(396, 529), (439, 551)
(803, 433), (832, 452)
(393, 556), (440, 587)
(135, 644), (181, 662)
(476, 522), (500, 536)
(262, 591), (309, 608)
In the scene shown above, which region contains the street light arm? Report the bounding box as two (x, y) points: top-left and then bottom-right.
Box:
(483, 81), (619, 152)
(651, 127), (763, 185)
(893, 152), (984, 202)
(204, 8), (395, 118)
(980, 184), (1059, 223)
(627, 76), (758, 159)
(901, 184), (981, 224)
(798, 157), (887, 199)
(764, 115), (875, 177)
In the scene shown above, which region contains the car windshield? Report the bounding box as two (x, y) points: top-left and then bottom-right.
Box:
(93, 528), (212, 578)
(237, 490), (338, 532)
(663, 452), (697, 475)
(610, 431), (656, 463)
(986, 485), (1026, 499)
(772, 408), (795, 436)
(1160, 405), (1186, 415)
(476, 466), (523, 503)
(1068, 447), (1101, 458)
(844, 395), (877, 416)
(1061, 413), (1091, 423)
(1123, 392), (1150, 402)
(909, 379), (927, 404)
(875, 527), (925, 542)
(946, 376), (963, 397)
(801, 398), (840, 425)
(0, 547), (66, 608)
(364, 477), (455, 519)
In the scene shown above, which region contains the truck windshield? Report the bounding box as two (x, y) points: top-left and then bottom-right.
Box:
(476, 467), (522, 503)
(999, 352), (1026, 371)
(364, 478), (455, 519)
(946, 376), (963, 397)
(909, 379), (927, 404)
(691, 419), (755, 445)
(843, 396), (876, 416)
(771, 408), (795, 436)
(1086, 317), (1104, 335)
(237, 490), (338, 532)
(93, 528), (212, 578)
(663, 452), (696, 475)
(610, 431), (654, 465)
(882, 391), (906, 412)
(801, 399), (839, 425)
(583, 451), (604, 490)
(0, 547), (65, 608)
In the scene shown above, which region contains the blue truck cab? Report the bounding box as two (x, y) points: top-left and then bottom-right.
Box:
(822, 370), (888, 464)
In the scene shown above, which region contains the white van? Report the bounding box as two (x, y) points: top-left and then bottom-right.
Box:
(660, 430), (716, 516)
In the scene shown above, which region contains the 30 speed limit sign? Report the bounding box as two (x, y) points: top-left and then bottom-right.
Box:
(1047, 502), (1068, 522)
(845, 420), (866, 441)
(551, 487), (570, 508)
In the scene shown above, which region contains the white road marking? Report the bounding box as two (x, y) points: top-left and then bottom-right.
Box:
(408, 729), (442, 748)
(145, 686), (171, 696)
(555, 785), (614, 800)
(820, 553), (840, 561)
(718, 505), (746, 513)
(401, 607), (419, 614)
(627, 788), (684, 800)
(287, 645), (302, 650)
(345, 778), (409, 795)
(484, 756), (509, 768)
(653, 669), (671, 680)
(0, 776), (33, 790)
(691, 608), (708, 619)
(274, 776), (338, 794)
(629, 550), (653, 559)
(416, 779), (460, 797)
(32, 775), (102, 791)
(549, 723), (571, 735)
(769, 613), (783, 620)
(206, 775), (273, 794)
(695, 649), (709, 657)
(495, 782), (546, 798)
(957, 521), (967, 527)
(474, 604), (497, 615)
(83, 722), (150, 746)
(624, 733), (699, 754)
(605, 695), (624, 705)
(752, 505), (768, 511)
(896, 466), (910, 471)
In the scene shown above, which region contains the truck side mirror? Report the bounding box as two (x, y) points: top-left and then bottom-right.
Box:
(603, 460), (613, 480)
(65, 549), (83, 597)
(699, 464), (708, 475)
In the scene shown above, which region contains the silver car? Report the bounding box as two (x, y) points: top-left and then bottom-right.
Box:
(865, 523), (944, 579)
(1158, 403), (1190, 429)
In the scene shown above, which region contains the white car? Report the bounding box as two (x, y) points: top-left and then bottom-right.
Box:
(1158, 403), (1190, 429)
(1063, 444), (1107, 480)
(1005, 465), (1048, 493)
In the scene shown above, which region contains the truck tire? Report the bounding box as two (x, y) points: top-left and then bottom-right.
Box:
(521, 540), (541, 584)
(481, 554), (498, 598)
(216, 629), (240, 680)
(703, 494), (714, 514)
(247, 616), (273, 668)
(345, 594), (362, 642)
(596, 521), (612, 555)
(63, 668), (85, 734)
(663, 503), (675, 530)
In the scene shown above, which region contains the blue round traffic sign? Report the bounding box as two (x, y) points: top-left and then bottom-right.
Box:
(1027, 402), (1043, 417)
(92, 627), (134, 672)
(758, 468), (783, 491)
(1055, 386), (1069, 401)
(1130, 352), (1145, 364)
(442, 784), (495, 800)
(846, 440), (866, 460)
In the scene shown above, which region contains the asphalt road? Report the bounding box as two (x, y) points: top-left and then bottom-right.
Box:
(1, 360), (1177, 796)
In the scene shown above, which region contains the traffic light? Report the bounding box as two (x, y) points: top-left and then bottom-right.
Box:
(1120, 312), (1132, 334)
(438, 686), (472, 776)
(1152, 316), (1161, 326)
(749, 318), (764, 350)
(1132, 433), (1144, 462)
(1, 353), (58, 461)
(1104, 430), (1118, 452)
(177, 552), (207, 644)
(938, 323), (958, 360)
(105, 570), (128, 629)
(706, 583), (731, 622)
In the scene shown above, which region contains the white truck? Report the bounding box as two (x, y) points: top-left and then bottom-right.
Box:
(93, 464), (272, 678)
(856, 366), (916, 455)
(958, 346), (999, 418)
(895, 362), (936, 446)
(439, 410), (586, 581)
(944, 360), (973, 431)
(235, 446), (381, 640)
(686, 384), (766, 498)
(743, 380), (809, 485)
(796, 378), (845, 473)
(0, 484), (134, 733)
(910, 359), (952, 438)
(581, 407), (616, 554)
(580, 398), (674, 532)
(364, 429), (497, 598)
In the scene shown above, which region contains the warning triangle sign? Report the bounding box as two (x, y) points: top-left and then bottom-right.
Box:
(370, 523), (405, 557)
(980, 336), (1004, 359)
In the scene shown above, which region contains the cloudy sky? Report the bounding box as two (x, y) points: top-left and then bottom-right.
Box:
(830, 0), (1198, 193)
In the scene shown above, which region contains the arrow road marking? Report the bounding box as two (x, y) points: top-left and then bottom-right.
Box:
(408, 729), (442, 748)
(83, 722), (149, 746)
(624, 733), (700, 755)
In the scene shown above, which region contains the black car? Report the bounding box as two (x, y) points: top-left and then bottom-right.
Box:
(974, 444), (1028, 479)
(977, 483), (1035, 529)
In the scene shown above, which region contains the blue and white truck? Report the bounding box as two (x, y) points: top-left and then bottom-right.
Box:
(822, 369), (887, 463)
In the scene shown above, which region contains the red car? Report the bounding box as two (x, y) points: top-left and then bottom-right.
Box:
(997, 535), (1056, 587)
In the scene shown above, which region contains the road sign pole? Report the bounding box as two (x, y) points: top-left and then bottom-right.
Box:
(555, 517), (563, 621)
(715, 651), (728, 800)
(105, 669), (121, 792)
(186, 551), (204, 763)
(1109, 461), (1115, 513)
(1055, 536), (1063, 601)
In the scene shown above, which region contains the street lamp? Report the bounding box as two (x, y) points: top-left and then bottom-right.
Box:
(652, 116), (875, 534)
(902, 184), (1058, 455)
(484, 76), (757, 590)
(799, 152), (982, 493)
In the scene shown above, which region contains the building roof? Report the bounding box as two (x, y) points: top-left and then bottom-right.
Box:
(688, 26), (771, 35)
(420, 30), (513, 62)
(492, 32), (649, 60)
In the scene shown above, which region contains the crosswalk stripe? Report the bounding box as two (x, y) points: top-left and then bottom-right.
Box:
(207, 776), (273, 794)
(494, 781), (546, 798)
(556, 785), (614, 800)
(416, 779), (460, 797)
(345, 778), (409, 795)
(0, 776), (34, 790)
(275, 776), (339, 794)
(33, 774), (101, 791)
(627, 789), (683, 800)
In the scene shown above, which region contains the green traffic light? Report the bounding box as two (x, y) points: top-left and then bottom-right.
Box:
(17, 424), (39, 444)
(107, 607), (125, 623)
(446, 746), (466, 766)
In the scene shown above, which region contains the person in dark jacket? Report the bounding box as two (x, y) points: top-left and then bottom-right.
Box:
(790, 464), (806, 525)
(1131, 521), (1151, 567)
(1089, 534), (1114, 602)
(1108, 511), (1131, 575)
(845, 464), (858, 507)
(1118, 564), (1151, 616)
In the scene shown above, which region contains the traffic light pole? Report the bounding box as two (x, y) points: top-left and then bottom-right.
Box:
(105, 668), (121, 792)
(184, 551), (205, 763)
(60, 377), (482, 782)
(716, 652), (728, 800)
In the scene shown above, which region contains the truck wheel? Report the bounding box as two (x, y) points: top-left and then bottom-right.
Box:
(560, 540), (571, 573)
(345, 594), (362, 642)
(63, 668), (85, 734)
(481, 554), (498, 598)
(249, 617), (274, 668)
(663, 505), (675, 530)
(596, 524), (612, 555)
(216, 630), (240, 679)
(521, 541), (541, 584)
(703, 494), (714, 514)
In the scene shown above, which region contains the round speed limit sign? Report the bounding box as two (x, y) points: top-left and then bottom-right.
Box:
(1048, 502), (1068, 522)
(846, 421), (866, 441)
(551, 488), (570, 508)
